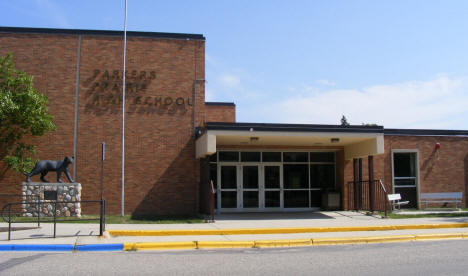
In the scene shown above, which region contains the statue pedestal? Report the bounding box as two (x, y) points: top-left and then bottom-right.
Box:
(21, 182), (82, 217)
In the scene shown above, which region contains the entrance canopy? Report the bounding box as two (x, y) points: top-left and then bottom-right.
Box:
(196, 122), (384, 160)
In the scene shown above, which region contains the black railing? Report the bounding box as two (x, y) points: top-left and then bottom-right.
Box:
(347, 179), (389, 216)
(1, 199), (106, 240)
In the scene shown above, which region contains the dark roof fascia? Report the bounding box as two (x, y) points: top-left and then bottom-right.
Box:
(0, 26), (205, 40)
(205, 102), (236, 107)
(384, 128), (468, 137)
(205, 122), (384, 134)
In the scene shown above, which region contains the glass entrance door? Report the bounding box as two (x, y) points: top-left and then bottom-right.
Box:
(241, 165), (260, 209)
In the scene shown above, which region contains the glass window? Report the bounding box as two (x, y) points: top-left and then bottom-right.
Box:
(394, 153), (416, 177)
(265, 191), (280, 207)
(283, 152), (308, 162)
(221, 166), (237, 189)
(283, 164), (308, 189)
(221, 192), (237, 208)
(310, 164), (335, 189)
(243, 166), (258, 189)
(262, 152), (281, 162)
(243, 191), (259, 208)
(264, 166), (280, 189)
(241, 152), (260, 162)
(310, 152), (334, 162)
(284, 190), (309, 208)
(219, 151), (239, 162)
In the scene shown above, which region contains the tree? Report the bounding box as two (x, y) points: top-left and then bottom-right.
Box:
(340, 115), (350, 126)
(0, 53), (56, 173)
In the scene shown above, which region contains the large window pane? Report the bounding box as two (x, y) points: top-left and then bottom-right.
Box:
(221, 166), (237, 189)
(243, 166), (258, 189)
(264, 166), (280, 189)
(221, 192), (237, 208)
(394, 153), (416, 177)
(284, 190), (309, 208)
(243, 191), (259, 208)
(310, 190), (321, 207)
(310, 152), (335, 162)
(283, 152), (308, 162)
(241, 152), (260, 162)
(262, 152), (281, 162)
(265, 191), (280, 208)
(284, 164), (308, 189)
(219, 151), (239, 162)
(310, 164), (335, 189)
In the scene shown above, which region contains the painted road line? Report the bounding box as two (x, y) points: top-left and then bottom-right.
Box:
(0, 244), (74, 251)
(75, 244), (124, 251)
(108, 223), (468, 236)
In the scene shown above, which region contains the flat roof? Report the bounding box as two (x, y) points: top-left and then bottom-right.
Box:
(204, 122), (384, 134)
(0, 26), (205, 40)
(384, 128), (468, 136)
(205, 102), (236, 106)
(203, 122), (468, 137)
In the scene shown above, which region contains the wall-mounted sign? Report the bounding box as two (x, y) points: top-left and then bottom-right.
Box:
(83, 69), (192, 116)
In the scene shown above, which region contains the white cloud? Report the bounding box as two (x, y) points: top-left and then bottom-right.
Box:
(218, 73), (240, 88)
(316, 79), (336, 86)
(259, 75), (468, 129)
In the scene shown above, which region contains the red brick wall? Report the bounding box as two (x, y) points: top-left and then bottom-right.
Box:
(384, 135), (468, 207)
(342, 135), (468, 209)
(0, 31), (205, 215)
(205, 104), (235, 122)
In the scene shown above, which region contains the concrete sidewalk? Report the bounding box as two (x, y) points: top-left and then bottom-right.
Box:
(2, 211), (468, 250)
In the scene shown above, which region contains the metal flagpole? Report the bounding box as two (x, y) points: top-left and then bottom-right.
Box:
(121, 0), (127, 216)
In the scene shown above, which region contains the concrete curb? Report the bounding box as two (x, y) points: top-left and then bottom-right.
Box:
(108, 223), (468, 236)
(1, 233), (467, 251)
(122, 232), (468, 250)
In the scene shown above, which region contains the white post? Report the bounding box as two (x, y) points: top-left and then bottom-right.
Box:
(121, 0), (127, 216)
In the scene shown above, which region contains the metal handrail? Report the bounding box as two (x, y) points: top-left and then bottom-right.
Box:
(347, 179), (389, 217)
(1, 199), (106, 240)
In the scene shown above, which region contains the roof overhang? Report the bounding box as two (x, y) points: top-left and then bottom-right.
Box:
(196, 123), (384, 160)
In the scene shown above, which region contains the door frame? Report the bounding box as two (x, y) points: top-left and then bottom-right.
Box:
(391, 149), (420, 209)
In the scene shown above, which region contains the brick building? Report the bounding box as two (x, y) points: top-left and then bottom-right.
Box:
(1, 27), (467, 215)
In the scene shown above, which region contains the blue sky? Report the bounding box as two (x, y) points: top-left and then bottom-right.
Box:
(1, 0), (468, 129)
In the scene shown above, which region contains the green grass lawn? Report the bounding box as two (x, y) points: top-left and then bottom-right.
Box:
(380, 209), (468, 219)
(3, 214), (205, 224)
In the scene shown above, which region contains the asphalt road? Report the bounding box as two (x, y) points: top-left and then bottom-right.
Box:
(1, 240), (468, 275)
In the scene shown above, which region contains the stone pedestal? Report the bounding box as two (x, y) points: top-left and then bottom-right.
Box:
(21, 182), (82, 217)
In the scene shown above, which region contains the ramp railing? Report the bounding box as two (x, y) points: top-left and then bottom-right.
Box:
(1, 198), (106, 240)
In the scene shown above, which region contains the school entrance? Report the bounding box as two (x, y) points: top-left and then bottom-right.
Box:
(210, 151), (336, 212)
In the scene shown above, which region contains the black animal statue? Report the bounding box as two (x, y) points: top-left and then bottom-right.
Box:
(24, 156), (74, 183)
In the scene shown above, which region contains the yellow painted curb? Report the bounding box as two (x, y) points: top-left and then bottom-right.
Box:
(121, 232), (468, 251)
(414, 233), (464, 240)
(197, 241), (255, 249)
(109, 223), (468, 237)
(125, 241), (197, 251)
(254, 239), (312, 248)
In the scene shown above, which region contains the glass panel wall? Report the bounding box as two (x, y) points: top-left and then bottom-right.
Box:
(212, 151), (336, 210)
